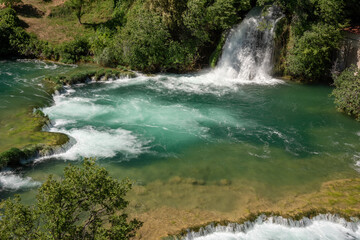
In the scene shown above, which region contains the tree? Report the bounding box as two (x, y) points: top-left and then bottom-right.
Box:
(67, 0), (92, 24)
(116, 4), (170, 72)
(0, 158), (142, 240)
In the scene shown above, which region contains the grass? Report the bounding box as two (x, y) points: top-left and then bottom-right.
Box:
(17, 0), (114, 44)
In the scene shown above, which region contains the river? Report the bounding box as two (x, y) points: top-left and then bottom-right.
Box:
(1, 6), (360, 239)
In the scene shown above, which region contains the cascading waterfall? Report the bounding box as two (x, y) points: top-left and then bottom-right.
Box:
(205, 6), (284, 84)
(183, 214), (360, 240)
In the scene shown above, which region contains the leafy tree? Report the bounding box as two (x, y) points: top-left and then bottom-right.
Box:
(0, 8), (22, 56)
(287, 23), (342, 82)
(67, 0), (93, 24)
(332, 65), (360, 121)
(115, 3), (170, 71)
(0, 158), (142, 240)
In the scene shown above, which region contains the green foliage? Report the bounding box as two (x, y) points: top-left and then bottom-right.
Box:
(183, 0), (209, 44)
(287, 23), (342, 82)
(332, 65), (360, 121)
(206, 0), (238, 30)
(312, 0), (344, 25)
(0, 158), (142, 239)
(90, 28), (117, 67)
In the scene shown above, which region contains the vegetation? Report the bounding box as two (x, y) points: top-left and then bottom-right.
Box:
(0, 0), (253, 71)
(332, 65), (360, 121)
(0, 158), (142, 239)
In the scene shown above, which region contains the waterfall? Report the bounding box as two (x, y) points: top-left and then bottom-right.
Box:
(211, 6), (283, 83)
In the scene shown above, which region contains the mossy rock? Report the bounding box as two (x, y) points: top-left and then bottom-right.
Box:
(0, 147), (39, 169)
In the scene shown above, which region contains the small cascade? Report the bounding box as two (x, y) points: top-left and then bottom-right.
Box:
(212, 6), (284, 82)
(183, 214), (360, 240)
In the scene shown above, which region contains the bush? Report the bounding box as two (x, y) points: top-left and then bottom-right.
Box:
(332, 65), (360, 121)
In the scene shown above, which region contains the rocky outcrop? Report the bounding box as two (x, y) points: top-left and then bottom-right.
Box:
(334, 32), (360, 73)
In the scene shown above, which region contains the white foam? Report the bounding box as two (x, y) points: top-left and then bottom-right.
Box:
(47, 126), (147, 160)
(53, 119), (77, 127)
(44, 95), (111, 120)
(0, 172), (40, 191)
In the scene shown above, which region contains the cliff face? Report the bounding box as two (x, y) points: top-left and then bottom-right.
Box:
(334, 32), (360, 72)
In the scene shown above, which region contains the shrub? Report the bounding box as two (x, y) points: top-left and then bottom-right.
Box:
(332, 65), (360, 121)
(58, 38), (91, 64)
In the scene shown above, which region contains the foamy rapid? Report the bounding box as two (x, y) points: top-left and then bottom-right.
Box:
(0, 172), (40, 191)
(185, 215), (360, 240)
(43, 126), (146, 161)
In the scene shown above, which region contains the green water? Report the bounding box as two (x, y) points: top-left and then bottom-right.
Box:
(1, 61), (360, 212)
